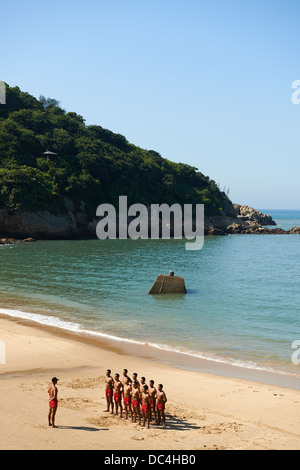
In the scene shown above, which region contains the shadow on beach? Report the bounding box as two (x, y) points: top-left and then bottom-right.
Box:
(57, 425), (108, 432)
(163, 413), (201, 432)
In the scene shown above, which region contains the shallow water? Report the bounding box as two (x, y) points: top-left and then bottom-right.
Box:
(0, 210), (299, 379)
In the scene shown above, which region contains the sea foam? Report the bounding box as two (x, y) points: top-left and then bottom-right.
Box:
(0, 307), (296, 379)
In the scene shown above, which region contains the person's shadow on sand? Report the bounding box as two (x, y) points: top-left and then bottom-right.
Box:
(165, 414), (201, 431)
(57, 425), (108, 432)
(55, 413), (199, 432)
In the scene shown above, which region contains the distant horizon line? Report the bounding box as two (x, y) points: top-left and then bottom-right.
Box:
(258, 208), (300, 211)
(257, 208), (300, 214)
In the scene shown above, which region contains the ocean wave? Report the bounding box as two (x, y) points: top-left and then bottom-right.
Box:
(0, 307), (298, 378)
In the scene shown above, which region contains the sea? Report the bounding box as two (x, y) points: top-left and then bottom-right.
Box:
(0, 209), (300, 387)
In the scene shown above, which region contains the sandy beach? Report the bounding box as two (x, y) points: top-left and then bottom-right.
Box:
(1, 316), (300, 450)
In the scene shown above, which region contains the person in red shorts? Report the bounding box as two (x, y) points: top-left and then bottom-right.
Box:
(156, 383), (167, 428)
(132, 372), (140, 389)
(104, 369), (114, 414)
(48, 377), (59, 428)
(123, 377), (133, 420)
(149, 379), (157, 424)
(131, 380), (141, 425)
(141, 384), (151, 429)
(113, 373), (123, 418)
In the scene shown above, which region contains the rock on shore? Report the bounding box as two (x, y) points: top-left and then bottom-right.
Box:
(0, 237), (36, 245)
(233, 204), (276, 226)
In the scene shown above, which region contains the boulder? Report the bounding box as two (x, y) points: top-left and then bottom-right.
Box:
(286, 227), (300, 234)
(233, 204), (276, 226)
(269, 227), (286, 234)
(0, 237), (16, 245)
(226, 223), (242, 234)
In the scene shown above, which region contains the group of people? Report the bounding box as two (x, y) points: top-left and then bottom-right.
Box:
(105, 369), (167, 429)
(47, 369), (167, 430)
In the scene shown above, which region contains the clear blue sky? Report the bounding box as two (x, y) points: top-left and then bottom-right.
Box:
(1, 0), (300, 209)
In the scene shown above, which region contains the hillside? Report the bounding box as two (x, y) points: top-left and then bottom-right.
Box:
(0, 84), (238, 238)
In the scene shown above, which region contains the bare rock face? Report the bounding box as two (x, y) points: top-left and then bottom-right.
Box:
(0, 200), (96, 240)
(204, 205), (292, 235)
(233, 204), (276, 226)
(0, 210), (77, 239)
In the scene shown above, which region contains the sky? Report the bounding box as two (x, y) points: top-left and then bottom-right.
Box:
(1, 0), (300, 209)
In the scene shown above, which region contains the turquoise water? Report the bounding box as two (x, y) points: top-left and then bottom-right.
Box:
(0, 210), (299, 378)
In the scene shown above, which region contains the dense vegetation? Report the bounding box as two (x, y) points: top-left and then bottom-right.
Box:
(0, 84), (232, 217)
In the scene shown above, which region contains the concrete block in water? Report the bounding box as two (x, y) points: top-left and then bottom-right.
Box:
(148, 271), (186, 294)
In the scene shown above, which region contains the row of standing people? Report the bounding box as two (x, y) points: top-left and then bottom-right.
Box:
(105, 369), (167, 429)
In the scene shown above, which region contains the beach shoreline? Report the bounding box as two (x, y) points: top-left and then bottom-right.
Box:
(1, 316), (300, 450)
(1, 311), (300, 391)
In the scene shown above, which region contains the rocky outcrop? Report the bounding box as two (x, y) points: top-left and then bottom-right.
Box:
(205, 205), (300, 236)
(286, 227), (300, 234)
(0, 236), (36, 244)
(233, 204), (276, 226)
(0, 237), (16, 245)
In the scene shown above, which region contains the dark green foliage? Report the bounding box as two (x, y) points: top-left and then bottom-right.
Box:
(0, 83), (232, 217)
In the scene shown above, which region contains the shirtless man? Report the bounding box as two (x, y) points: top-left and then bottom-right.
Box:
(139, 376), (147, 395)
(156, 384), (167, 428)
(139, 377), (147, 420)
(122, 369), (132, 386)
(123, 377), (133, 420)
(131, 380), (141, 425)
(48, 377), (59, 428)
(104, 369), (114, 414)
(132, 372), (140, 389)
(141, 384), (151, 429)
(149, 379), (157, 423)
(113, 373), (123, 418)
